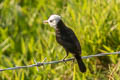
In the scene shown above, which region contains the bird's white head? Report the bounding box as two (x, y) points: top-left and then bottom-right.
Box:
(43, 14), (61, 28)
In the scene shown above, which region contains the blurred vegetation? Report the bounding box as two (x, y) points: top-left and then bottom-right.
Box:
(0, 0), (120, 80)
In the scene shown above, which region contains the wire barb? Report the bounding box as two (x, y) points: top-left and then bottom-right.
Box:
(34, 58), (39, 71)
(0, 51), (120, 72)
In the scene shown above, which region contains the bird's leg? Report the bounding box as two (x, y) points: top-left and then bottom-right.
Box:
(62, 50), (69, 62)
(72, 57), (75, 63)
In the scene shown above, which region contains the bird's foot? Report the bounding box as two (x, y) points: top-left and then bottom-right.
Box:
(73, 58), (75, 62)
(62, 59), (67, 64)
(72, 58), (75, 63)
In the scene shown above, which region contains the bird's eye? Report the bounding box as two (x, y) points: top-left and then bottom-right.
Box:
(50, 20), (53, 22)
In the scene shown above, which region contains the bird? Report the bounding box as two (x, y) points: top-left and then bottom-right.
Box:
(43, 14), (86, 72)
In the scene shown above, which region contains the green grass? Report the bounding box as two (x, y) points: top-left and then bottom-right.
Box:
(0, 0), (120, 80)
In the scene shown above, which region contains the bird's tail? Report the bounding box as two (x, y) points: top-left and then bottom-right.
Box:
(74, 55), (86, 72)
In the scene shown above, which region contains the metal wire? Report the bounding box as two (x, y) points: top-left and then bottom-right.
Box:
(0, 51), (120, 72)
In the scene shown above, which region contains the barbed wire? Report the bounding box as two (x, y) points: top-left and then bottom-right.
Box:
(0, 51), (120, 72)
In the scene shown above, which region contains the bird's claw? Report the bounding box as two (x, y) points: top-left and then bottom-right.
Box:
(62, 59), (67, 63)
(72, 58), (75, 64)
(72, 59), (75, 62)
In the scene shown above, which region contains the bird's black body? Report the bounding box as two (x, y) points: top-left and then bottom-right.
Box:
(55, 20), (86, 72)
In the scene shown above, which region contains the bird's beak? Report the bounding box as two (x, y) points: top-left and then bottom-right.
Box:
(43, 20), (48, 24)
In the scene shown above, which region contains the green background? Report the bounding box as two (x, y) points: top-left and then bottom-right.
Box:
(0, 0), (120, 80)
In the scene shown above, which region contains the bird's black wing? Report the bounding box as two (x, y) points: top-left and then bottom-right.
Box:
(57, 27), (81, 54)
